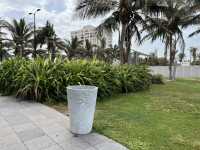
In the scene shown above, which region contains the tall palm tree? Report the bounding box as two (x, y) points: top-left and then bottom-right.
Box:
(190, 47), (198, 62)
(76, 0), (163, 64)
(178, 53), (185, 63)
(85, 39), (94, 58)
(3, 18), (33, 57)
(64, 37), (83, 59)
(184, 0), (200, 40)
(0, 41), (11, 61)
(142, 0), (195, 80)
(37, 21), (65, 61)
(0, 21), (9, 61)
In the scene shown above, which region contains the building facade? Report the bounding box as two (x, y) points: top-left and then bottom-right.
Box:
(71, 25), (112, 48)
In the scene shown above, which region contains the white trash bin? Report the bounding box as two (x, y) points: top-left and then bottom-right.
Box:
(67, 85), (98, 135)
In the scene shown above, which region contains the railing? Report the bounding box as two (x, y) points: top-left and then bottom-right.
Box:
(150, 66), (200, 78)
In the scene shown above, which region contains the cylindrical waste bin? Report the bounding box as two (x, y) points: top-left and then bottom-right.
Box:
(67, 85), (98, 135)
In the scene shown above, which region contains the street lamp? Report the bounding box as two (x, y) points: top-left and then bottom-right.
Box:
(29, 9), (41, 58)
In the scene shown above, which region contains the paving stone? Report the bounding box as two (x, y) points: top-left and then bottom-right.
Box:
(20, 108), (43, 117)
(5, 114), (31, 126)
(59, 141), (86, 150)
(28, 114), (47, 122)
(58, 136), (93, 150)
(0, 96), (128, 150)
(43, 145), (63, 150)
(0, 108), (20, 117)
(40, 123), (67, 134)
(0, 126), (14, 137)
(34, 118), (58, 126)
(24, 136), (56, 150)
(0, 134), (21, 147)
(0, 143), (28, 150)
(17, 128), (45, 142)
(41, 109), (67, 121)
(85, 148), (97, 150)
(57, 119), (70, 130)
(12, 123), (37, 133)
(79, 133), (110, 146)
(47, 130), (73, 143)
(95, 141), (128, 150)
(0, 117), (9, 128)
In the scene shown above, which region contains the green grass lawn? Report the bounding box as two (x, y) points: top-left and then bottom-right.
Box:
(48, 79), (200, 150)
(94, 79), (200, 150)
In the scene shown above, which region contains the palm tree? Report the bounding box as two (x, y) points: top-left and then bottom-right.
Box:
(64, 37), (83, 59)
(178, 53), (185, 63)
(76, 0), (164, 64)
(95, 38), (119, 63)
(0, 21), (10, 61)
(37, 21), (65, 61)
(142, 0), (195, 80)
(0, 41), (11, 61)
(85, 39), (93, 58)
(190, 47), (198, 62)
(3, 18), (33, 57)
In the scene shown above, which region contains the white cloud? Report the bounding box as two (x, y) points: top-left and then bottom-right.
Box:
(0, 0), (105, 40)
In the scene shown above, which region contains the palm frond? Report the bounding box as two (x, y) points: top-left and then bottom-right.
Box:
(76, 0), (118, 19)
(189, 28), (200, 37)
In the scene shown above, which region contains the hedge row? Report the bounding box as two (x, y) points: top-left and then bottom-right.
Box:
(0, 57), (152, 102)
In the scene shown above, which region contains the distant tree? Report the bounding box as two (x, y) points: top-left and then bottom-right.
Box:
(198, 53), (200, 60)
(3, 18), (33, 57)
(178, 53), (185, 63)
(85, 39), (93, 58)
(76, 0), (164, 64)
(64, 37), (84, 59)
(100, 38), (106, 49)
(143, 0), (197, 80)
(0, 23), (10, 61)
(190, 47), (198, 62)
(0, 40), (12, 61)
(96, 40), (119, 63)
(37, 21), (65, 61)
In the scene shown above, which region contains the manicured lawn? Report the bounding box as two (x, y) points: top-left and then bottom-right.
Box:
(94, 79), (200, 150)
(49, 79), (200, 150)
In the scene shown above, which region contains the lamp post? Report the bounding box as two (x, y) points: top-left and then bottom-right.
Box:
(29, 9), (41, 58)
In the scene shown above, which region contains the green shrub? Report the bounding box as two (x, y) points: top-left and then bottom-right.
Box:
(0, 57), (152, 102)
(15, 58), (67, 102)
(151, 74), (164, 84)
(191, 61), (200, 65)
(0, 57), (27, 95)
(116, 65), (152, 93)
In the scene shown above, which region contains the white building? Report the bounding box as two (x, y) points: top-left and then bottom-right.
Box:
(71, 25), (112, 48)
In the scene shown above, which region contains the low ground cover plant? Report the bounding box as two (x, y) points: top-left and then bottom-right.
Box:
(0, 57), (152, 102)
(151, 74), (164, 84)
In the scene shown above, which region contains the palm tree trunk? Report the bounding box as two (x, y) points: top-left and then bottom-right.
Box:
(172, 38), (177, 80)
(15, 44), (20, 56)
(21, 45), (24, 57)
(164, 47), (168, 61)
(119, 24), (127, 64)
(0, 52), (2, 62)
(173, 60), (177, 80)
(169, 34), (173, 80)
(51, 48), (56, 62)
(51, 41), (56, 62)
(125, 38), (132, 64)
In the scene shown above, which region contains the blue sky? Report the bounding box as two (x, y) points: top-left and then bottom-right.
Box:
(0, 0), (200, 57)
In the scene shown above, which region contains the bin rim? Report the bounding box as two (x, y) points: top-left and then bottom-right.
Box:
(67, 85), (98, 91)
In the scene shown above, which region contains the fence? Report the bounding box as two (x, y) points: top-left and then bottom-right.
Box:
(150, 66), (200, 78)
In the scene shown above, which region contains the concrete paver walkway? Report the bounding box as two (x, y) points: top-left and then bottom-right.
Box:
(0, 96), (128, 150)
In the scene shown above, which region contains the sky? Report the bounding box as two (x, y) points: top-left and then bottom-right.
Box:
(0, 0), (200, 57)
